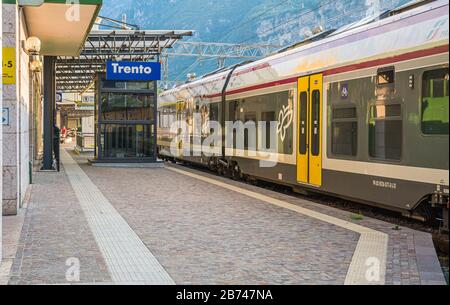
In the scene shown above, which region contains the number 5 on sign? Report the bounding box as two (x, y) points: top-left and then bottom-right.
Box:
(2, 48), (16, 85)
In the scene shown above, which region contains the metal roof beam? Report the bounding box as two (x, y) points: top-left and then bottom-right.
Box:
(55, 29), (193, 93)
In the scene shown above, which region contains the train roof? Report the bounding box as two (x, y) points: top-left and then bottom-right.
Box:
(161, 0), (448, 98)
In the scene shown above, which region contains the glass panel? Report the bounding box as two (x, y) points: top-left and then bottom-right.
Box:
(332, 122), (357, 156)
(261, 111), (275, 149)
(209, 103), (219, 121)
(101, 79), (155, 91)
(377, 69), (395, 86)
(101, 93), (154, 121)
(311, 90), (321, 156)
(369, 120), (402, 160)
(299, 91), (308, 154)
(126, 82), (155, 90)
(102, 80), (126, 89)
(244, 112), (257, 150)
(370, 104), (401, 118)
(228, 101), (239, 121)
(227, 101), (239, 149)
(222, 90), (294, 154)
(333, 107), (356, 119)
(101, 124), (154, 159)
(422, 68), (449, 135)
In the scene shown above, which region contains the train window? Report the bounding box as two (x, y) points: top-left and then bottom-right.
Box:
(311, 90), (321, 156)
(261, 111), (275, 149)
(421, 68), (449, 135)
(370, 104), (401, 118)
(228, 101), (239, 122)
(299, 92), (308, 155)
(244, 112), (257, 151)
(369, 104), (402, 161)
(227, 101), (239, 149)
(210, 103), (219, 122)
(333, 107), (356, 119)
(224, 90), (293, 155)
(377, 67), (395, 86)
(332, 107), (357, 156)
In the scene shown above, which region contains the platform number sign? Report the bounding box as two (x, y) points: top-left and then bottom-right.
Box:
(341, 83), (349, 99)
(2, 108), (10, 126)
(2, 48), (16, 85)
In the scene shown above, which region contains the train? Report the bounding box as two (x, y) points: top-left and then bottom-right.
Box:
(157, 0), (449, 229)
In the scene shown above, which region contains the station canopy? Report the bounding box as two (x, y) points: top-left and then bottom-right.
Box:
(56, 30), (193, 93)
(21, 0), (102, 56)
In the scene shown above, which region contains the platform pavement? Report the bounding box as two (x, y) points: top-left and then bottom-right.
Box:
(1, 148), (446, 285)
(7, 159), (111, 285)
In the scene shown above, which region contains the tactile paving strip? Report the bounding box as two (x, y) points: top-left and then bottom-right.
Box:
(61, 150), (175, 285)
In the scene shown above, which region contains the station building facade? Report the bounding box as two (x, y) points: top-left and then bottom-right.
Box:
(1, 0), (101, 218)
(2, 0), (38, 216)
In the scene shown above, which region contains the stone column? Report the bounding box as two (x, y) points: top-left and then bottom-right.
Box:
(2, 1), (30, 215)
(2, 1), (19, 216)
(0, 0), (4, 264)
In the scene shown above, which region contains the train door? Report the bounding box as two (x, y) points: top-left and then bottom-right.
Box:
(297, 74), (323, 187)
(176, 101), (184, 156)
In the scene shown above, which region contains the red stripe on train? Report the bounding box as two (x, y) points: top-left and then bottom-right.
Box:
(205, 44), (449, 98)
(323, 44), (449, 76)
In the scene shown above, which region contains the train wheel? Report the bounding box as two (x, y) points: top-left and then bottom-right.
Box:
(223, 165), (233, 179)
(217, 163), (224, 176)
(208, 158), (217, 171)
(231, 163), (241, 181)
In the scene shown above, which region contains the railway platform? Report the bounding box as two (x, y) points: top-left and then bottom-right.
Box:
(1, 148), (446, 285)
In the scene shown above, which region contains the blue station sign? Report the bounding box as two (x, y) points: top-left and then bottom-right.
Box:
(106, 61), (161, 81)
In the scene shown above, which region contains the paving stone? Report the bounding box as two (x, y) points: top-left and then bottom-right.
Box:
(78, 157), (358, 285)
(4, 149), (446, 285)
(8, 167), (111, 285)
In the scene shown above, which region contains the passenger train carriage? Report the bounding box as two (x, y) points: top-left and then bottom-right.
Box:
(158, 0), (449, 228)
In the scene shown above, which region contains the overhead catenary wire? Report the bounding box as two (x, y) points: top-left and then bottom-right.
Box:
(237, 0), (343, 44)
(260, 0), (400, 46)
(220, 0), (292, 43)
(176, 0), (342, 79)
(175, 0), (352, 80)
(174, 57), (216, 82)
(172, 0), (404, 81)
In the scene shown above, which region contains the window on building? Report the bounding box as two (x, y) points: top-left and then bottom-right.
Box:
(421, 68), (449, 135)
(332, 107), (357, 156)
(369, 104), (402, 161)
